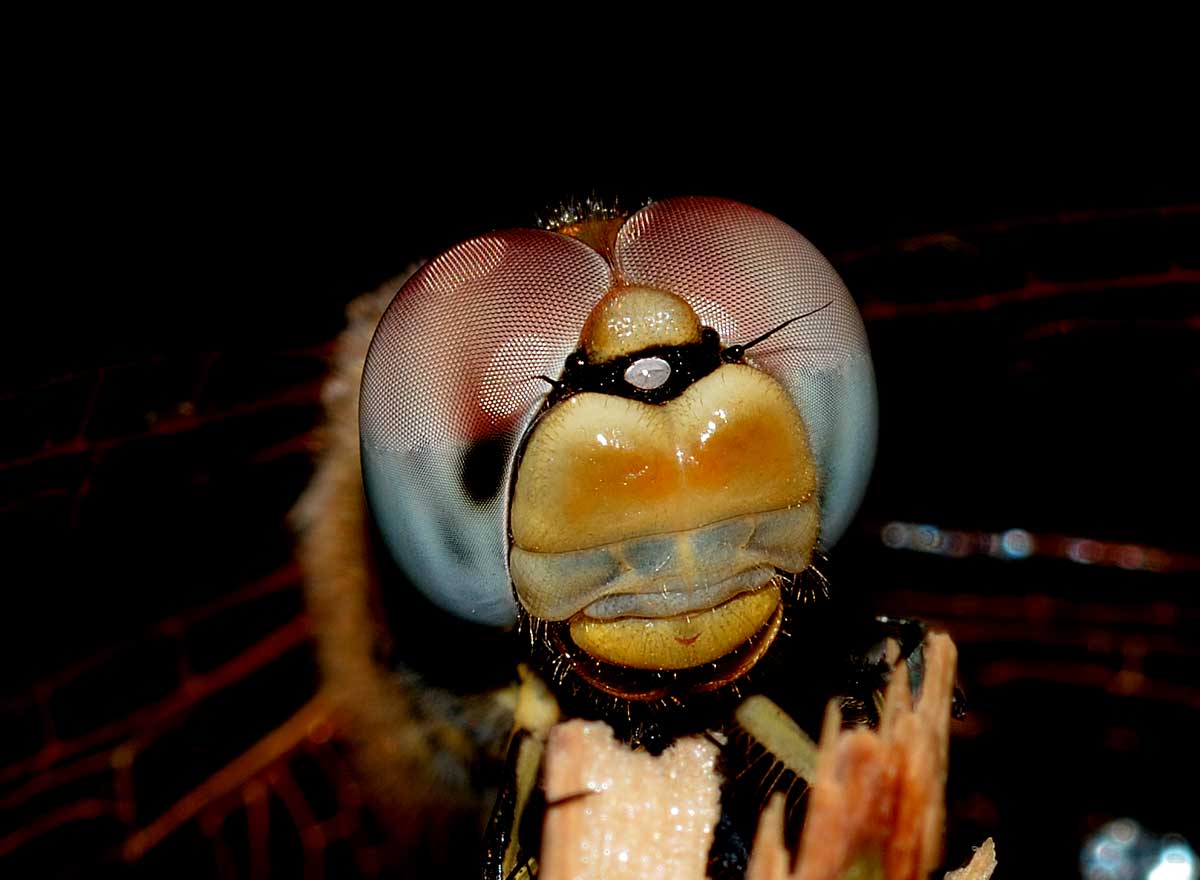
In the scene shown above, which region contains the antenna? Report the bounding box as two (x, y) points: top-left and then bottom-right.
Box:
(722, 301), (833, 362)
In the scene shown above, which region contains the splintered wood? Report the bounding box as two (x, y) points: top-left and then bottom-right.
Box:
(747, 634), (994, 880)
(943, 839), (997, 880)
(540, 722), (721, 880)
(539, 634), (995, 880)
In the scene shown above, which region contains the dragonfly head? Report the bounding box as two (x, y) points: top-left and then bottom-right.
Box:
(359, 197), (877, 712)
(510, 283), (818, 675)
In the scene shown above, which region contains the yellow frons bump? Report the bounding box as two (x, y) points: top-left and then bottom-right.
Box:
(580, 286), (703, 362)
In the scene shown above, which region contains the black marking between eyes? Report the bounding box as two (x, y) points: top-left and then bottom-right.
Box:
(537, 304), (831, 410)
(543, 327), (725, 408)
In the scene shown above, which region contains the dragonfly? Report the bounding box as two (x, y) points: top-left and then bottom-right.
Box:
(2, 194), (1197, 878)
(355, 195), (928, 877)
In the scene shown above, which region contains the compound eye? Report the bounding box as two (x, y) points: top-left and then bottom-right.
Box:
(360, 229), (612, 626)
(623, 356), (671, 390)
(613, 197), (877, 548)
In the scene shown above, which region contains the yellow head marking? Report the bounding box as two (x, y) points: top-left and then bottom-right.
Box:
(580, 287), (703, 363)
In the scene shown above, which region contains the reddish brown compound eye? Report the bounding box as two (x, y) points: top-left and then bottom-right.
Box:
(360, 198), (876, 642)
(360, 230), (611, 624)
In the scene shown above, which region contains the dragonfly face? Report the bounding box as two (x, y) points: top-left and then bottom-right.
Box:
(510, 285), (821, 689)
(360, 196), (877, 718)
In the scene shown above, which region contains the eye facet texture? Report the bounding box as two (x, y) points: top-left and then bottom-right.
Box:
(360, 232), (611, 624)
(360, 198), (876, 626)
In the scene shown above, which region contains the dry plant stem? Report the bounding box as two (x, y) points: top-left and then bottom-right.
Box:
(943, 839), (996, 880)
(745, 634), (994, 880)
(540, 721), (721, 880)
(539, 635), (988, 880)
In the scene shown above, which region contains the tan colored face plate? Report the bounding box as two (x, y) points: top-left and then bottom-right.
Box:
(579, 286), (703, 363)
(568, 585), (781, 670)
(510, 364), (817, 555)
(510, 505), (817, 622)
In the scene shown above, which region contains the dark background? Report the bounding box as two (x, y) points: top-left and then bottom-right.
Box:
(3, 120), (1198, 878)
